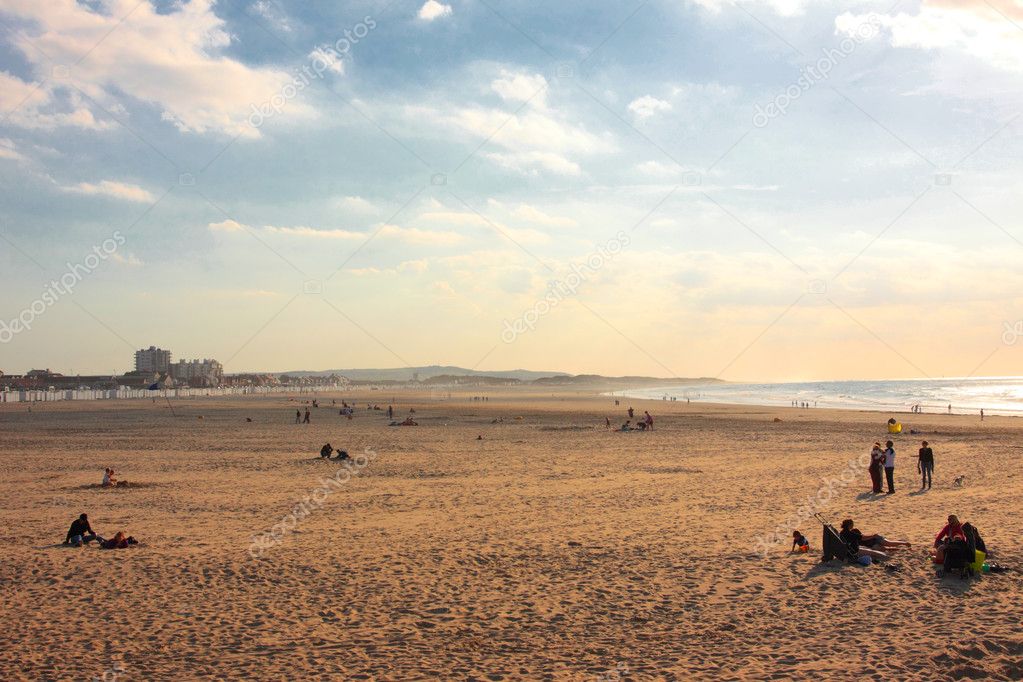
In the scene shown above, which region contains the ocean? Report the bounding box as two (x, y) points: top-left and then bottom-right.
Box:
(611, 376), (1023, 417)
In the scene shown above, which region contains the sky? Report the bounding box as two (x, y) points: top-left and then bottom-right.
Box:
(0, 0), (1021, 381)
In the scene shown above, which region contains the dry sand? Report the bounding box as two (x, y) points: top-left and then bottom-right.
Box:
(1, 389), (1021, 680)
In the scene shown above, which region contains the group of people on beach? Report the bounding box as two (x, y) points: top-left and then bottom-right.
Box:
(319, 443), (350, 460)
(62, 513), (138, 550)
(868, 439), (936, 494)
(828, 514), (990, 576)
(610, 406), (654, 432)
(101, 468), (128, 487)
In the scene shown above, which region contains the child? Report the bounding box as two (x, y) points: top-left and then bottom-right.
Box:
(791, 530), (809, 553)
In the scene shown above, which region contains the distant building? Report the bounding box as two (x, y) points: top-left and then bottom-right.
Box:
(135, 346), (172, 373)
(170, 358), (224, 387)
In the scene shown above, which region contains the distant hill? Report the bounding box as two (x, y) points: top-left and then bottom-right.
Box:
(278, 365), (569, 382)
(273, 365), (720, 387)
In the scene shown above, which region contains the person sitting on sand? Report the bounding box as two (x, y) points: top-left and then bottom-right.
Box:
(932, 514), (967, 563)
(64, 513), (97, 546)
(336, 449), (350, 461)
(791, 530), (809, 553)
(839, 519), (890, 561)
(620, 420), (633, 432)
(401, 417), (418, 426)
(320, 443), (333, 459)
(102, 468), (116, 487)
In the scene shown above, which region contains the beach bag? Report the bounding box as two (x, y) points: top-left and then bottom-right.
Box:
(857, 555), (872, 566)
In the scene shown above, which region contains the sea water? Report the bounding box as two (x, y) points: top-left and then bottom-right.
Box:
(611, 376), (1023, 416)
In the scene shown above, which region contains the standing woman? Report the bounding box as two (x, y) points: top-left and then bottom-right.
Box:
(883, 440), (896, 494)
(869, 442), (884, 494)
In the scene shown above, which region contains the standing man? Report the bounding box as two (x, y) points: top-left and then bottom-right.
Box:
(883, 440), (896, 494)
(303, 408), (311, 424)
(295, 409), (301, 424)
(918, 440), (934, 490)
(644, 411), (654, 430)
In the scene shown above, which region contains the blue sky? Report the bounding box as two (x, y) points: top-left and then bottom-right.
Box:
(0, 0), (1021, 380)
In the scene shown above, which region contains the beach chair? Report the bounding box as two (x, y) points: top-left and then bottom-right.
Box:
(814, 513), (852, 563)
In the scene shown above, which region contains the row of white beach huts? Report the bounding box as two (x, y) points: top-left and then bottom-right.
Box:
(0, 385), (340, 403)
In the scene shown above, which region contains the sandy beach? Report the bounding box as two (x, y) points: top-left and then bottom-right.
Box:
(2, 389), (1021, 680)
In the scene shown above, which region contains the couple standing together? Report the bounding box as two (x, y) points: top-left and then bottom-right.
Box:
(870, 440), (935, 493)
(869, 441), (896, 494)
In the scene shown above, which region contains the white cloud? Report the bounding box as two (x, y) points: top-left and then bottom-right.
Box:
(308, 47), (345, 75)
(418, 210), (490, 226)
(512, 204), (578, 228)
(636, 160), (682, 177)
(485, 150), (582, 176)
(65, 180), (155, 203)
(837, 2), (1023, 72)
(408, 72), (615, 175)
(263, 225), (364, 239)
(3, 0), (299, 137)
(628, 95), (672, 120)
(398, 258), (429, 273)
(209, 219), (248, 233)
(491, 70), (548, 107)
(690, 0), (809, 16)
(0, 138), (25, 162)
(336, 196), (377, 213)
(377, 224), (463, 245)
(418, 0), (453, 21)
(109, 252), (144, 267)
(0, 72), (113, 131)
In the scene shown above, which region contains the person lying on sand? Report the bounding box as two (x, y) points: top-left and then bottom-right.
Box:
(64, 513), (97, 546)
(336, 449), (350, 461)
(838, 519), (912, 552)
(400, 417), (418, 426)
(839, 519), (890, 561)
(97, 531), (138, 549)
